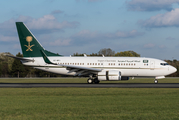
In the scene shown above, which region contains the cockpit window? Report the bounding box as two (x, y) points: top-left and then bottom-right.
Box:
(160, 63), (169, 66)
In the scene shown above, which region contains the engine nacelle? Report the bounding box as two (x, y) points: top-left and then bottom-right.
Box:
(98, 70), (129, 81)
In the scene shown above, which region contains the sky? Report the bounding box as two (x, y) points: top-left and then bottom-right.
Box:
(0, 0), (179, 60)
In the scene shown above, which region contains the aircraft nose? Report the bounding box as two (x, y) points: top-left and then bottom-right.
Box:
(170, 66), (177, 73)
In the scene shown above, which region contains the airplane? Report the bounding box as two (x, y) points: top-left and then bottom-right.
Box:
(7, 22), (177, 84)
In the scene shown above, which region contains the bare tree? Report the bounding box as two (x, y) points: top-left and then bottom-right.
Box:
(98, 48), (115, 56)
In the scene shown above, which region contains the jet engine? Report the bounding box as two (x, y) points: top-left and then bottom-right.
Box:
(97, 70), (129, 81)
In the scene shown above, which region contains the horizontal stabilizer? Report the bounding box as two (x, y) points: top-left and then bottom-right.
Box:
(6, 55), (34, 62)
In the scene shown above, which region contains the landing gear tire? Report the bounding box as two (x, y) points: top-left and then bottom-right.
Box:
(94, 78), (100, 84)
(87, 79), (93, 84)
(154, 79), (158, 84)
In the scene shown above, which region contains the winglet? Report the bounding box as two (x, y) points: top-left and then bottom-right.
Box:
(40, 50), (57, 65)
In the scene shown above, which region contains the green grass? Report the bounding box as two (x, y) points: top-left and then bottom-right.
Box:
(0, 78), (179, 119)
(0, 77), (179, 83)
(0, 88), (179, 120)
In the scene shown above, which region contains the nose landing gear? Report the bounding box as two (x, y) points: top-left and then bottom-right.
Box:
(154, 79), (158, 84)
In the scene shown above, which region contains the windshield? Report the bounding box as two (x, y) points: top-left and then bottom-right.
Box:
(160, 63), (169, 66)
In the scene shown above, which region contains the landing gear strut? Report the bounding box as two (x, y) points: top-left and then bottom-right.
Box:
(154, 79), (158, 84)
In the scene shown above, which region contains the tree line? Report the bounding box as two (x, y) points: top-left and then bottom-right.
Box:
(73, 48), (140, 57)
(0, 52), (61, 77)
(0, 48), (178, 77)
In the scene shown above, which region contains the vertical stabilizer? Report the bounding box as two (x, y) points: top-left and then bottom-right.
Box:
(16, 22), (61, 57)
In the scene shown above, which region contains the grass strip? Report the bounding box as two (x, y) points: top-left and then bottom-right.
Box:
(0, 88), (178, 120)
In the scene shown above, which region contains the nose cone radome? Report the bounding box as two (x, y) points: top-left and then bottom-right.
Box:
(171, 66), (177, 74)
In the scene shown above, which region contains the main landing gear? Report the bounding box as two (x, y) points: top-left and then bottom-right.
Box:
(154, 79), (158, 84)
(87, 78), (93, 84)
(87, 78), (100, 84)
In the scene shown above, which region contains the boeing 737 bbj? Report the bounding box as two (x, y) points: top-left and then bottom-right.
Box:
(7, 22), (177, 84)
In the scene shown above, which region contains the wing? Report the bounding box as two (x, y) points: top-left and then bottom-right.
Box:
(60, 64), (101, 76)
(40, 50), (102, 76)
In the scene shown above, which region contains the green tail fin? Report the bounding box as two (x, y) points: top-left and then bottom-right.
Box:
(16, 22), (62, 57)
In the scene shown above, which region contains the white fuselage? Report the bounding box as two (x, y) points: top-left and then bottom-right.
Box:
(21, 56), (177, 79)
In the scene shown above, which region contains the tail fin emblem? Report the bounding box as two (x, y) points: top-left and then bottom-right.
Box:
(24, 36), (35, 51)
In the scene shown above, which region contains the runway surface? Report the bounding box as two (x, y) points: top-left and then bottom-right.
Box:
(0, 83), (179, 88)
